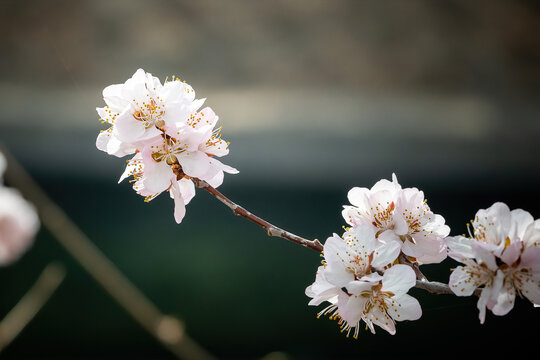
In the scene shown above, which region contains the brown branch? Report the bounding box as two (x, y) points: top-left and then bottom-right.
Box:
(193, 178), (324, 252)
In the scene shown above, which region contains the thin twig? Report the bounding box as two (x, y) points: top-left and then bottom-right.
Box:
(0, 262), (66, 352)
(193, 178), (324, 252)
(1, 144), (215, 360)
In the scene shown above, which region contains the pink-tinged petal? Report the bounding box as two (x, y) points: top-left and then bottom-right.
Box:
(409, 235), (447, 265)
(113, 107), (147, 143)
(324, 261), (354, 288)
(141, 154), (173, 194)
(105, 134), (131, 157)
(205, 170), (224, 188)
(159, 80), (186, 103)
(96, 106), (114, 121)
(119, 153), (143, 183)
(366, 190), (395, 214)
(196, 107), (218, 128)
(474, 202), (512, 253)
(426, 215), (450, 237)
(365, 306), (396, 335)
(449, 265), (482, 296)
(200, 158), (238, 188)
(124, 69), (150, 100)
(176, 178), (196, 205)
(490, 269), (505, 301)
(509, 208), (534, 240)
(491, 276), (516, 317)
(346, 279), (379, 296)
(182, 83), (196, 102)
(177, 151), (211, 178)
(372, 232), (401, 268)
(163, 103), (192, 129)
(446, 236), (475, 261)
(306, 267), (342, 306)
(523, 219), (540, 248)
(209, 157), (238, 174)
(519, 272), (540, 305)
(344, 224), (377, 254)
(357, 273), (384, 284)
(387, 294), (422, 322)
(381, 264), (416, 296)
(324, 235), (355, 287)
(472, 242), (498, 271)
(377, 229), (400, 245)
(340, 294), (369, 326)
(401, 239), (422, 259)
(103, 84), (130, 111)
(96, 128), (136, 157)
(347, 187), (369, 208)
(204, 138), (230, 157)
(477, 287), (492, 324)
(500, 241), (522, 266)
(520, 246), (540, 272)
(169, 181), (186, 224)
(341, 206), (366, 227)
(168, 123), (210, 150)
(96, 128), (113, 153)
(371, 174), (401, 194)
(392, 213), (409, 236)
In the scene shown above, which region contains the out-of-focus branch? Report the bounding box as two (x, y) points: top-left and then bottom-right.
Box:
(193, 178), (324, 252)
(1, 145), (215, 360)
(0, 262), (65, 353)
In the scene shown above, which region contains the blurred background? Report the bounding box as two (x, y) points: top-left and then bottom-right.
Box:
(0, 0), (539, 358)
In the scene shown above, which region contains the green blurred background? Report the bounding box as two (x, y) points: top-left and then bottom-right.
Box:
(0, 0), (539, 358)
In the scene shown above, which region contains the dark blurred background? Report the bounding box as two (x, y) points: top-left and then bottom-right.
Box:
(0, 0), (539, 359)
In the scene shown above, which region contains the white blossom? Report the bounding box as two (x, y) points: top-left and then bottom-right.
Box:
(447, 202), (540, 323)
(97, 69), (238, 223)
(342, 174), (449, 264)
(96, 69), (203, 156)
(306, 225), (421, 337)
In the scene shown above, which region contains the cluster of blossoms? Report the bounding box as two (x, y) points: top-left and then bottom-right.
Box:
(306, 174), (449, 335)
(447, 202), (540, 323)
(0, 152), (39, 266)
(96, 69), (238, 223)
(307, 175), (539, 336)
(342, 174), (450, 265)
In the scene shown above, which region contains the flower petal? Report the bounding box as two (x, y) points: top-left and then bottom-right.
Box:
(381, 264), (416, 296)
(387, 294), (422, 322)
(175, 151), (209, 178)
(169, 181), (187, 224)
